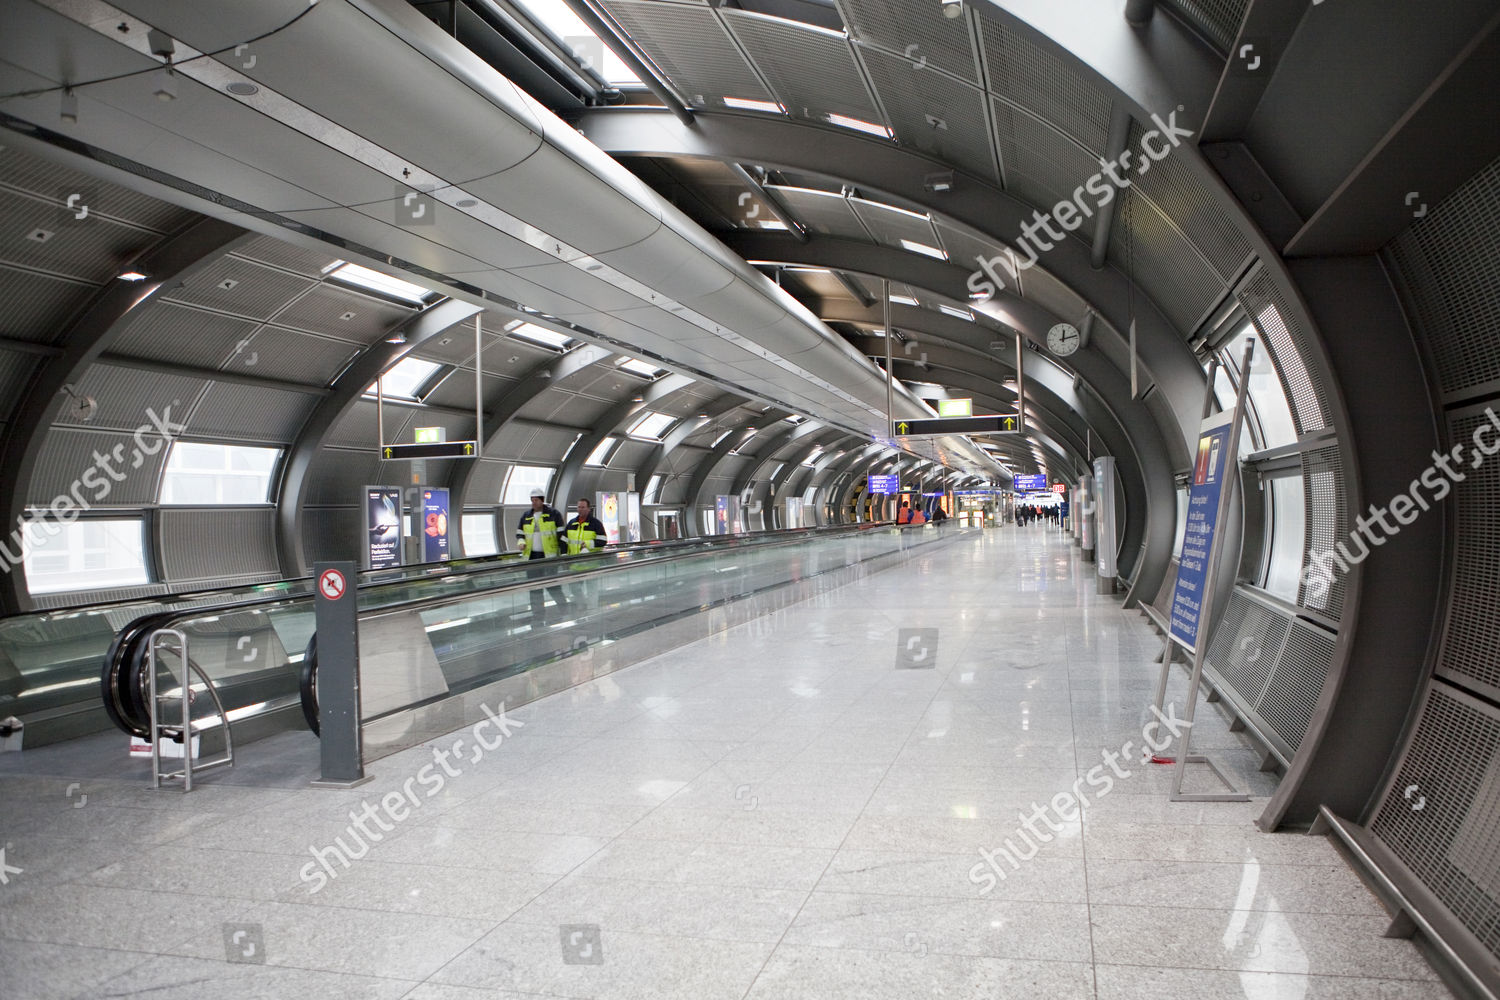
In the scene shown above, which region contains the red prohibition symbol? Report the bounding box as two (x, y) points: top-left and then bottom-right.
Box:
(318, 568), (347, 600)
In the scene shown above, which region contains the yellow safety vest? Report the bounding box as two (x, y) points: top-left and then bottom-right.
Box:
(521, 510), (561, 557)
(565, 519), (602, 555)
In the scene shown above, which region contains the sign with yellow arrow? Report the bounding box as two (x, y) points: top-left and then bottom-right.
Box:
(381, 440), (478, 460)
(892, 414), (1020, 437)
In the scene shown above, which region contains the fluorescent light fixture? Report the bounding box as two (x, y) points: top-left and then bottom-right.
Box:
(617, 357), (664, 378)
(508, 322), (572, 350)
(938, 304), (974, 320)
(826, 113), (892, 138)
(754, 219), (789, 230)
(328, 262), (429, 304)
(889, 294), (920, 306)
(628, 412), (676, 440)
(117, 270), (149, 282)
(724, 96), (785, 114)
(900, 239), (948, 260)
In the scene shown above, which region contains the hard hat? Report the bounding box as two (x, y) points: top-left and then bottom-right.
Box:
(530, 488), (546, 499)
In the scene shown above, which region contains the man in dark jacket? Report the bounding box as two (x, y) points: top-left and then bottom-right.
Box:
(563, 497), (608, 555)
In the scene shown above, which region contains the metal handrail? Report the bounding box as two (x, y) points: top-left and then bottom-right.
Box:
(146, 628), (234, 791)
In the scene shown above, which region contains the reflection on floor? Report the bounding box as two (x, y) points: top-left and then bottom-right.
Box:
(0, 527), (1451, 999)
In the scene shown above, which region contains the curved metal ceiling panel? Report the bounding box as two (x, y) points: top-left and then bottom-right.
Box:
(836, 0), (980, 85)
(977, 15), (1114, 156)
(720, 10), (881, 126)
(857, 46), (998, 184)
(591, 226), (738, 302)
(601, 0), (773, 109)
(187, 383), (317, 442)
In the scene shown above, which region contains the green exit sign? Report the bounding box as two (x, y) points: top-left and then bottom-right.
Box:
(937, 398), (973, 418)
(414, 426), (446, 444)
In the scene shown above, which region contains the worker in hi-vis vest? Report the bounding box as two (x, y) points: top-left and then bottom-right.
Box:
(516, 487), (566, 620)
(563, 497), (609, 555)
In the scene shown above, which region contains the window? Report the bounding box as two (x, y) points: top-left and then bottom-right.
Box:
(366, 357), (440, 400)
(326, 262), (429, 304)
(160, 443), (280, 505)
(461, 513), (498, 557)
(617, 358), (665, 379)
(24, 518), (149, 594)
(1172, 487), (1189, 559)
(502, 465), (554, 504)
(1220, 320), (1297, 450)
(584, 437), (617, 467)
(644, 474), (664, 505)
(628, 412), (676, 440)
(506, 321), (572, 350)
(1263, 474), (1306, 602)
(724, 97), (785, 114)
(900, 239), (947, 260)
(826, 114), (891, 138)
(511, 0), (641, 85)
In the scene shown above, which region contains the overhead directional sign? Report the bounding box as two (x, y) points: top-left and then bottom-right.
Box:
(1013, 473), (1048, 491)
(382, 440), (478, 460)
(892, 414), (1019, 437)
(868, 473), (900, 495)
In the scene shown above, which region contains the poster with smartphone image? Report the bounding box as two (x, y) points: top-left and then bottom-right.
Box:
(365, 486), (403, 570)
(423, 487), (450, 562)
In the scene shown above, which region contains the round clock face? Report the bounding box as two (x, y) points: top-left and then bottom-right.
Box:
(1047, 323), (1081, 356)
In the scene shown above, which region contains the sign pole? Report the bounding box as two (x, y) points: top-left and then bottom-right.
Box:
(310, 561), (371, 788)
(1159, 339), (1255, 802)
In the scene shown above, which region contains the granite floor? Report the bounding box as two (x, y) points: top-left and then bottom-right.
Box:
(0, 527), (1450, 999)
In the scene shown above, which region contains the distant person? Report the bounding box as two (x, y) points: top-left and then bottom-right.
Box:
(931, 504), (948, 525)
(564, 497), (608, 554)
(897, 501), (914, 524)
(517, 487), (566, 620)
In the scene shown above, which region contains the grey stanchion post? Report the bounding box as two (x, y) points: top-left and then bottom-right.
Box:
(310, 561), (371, 788)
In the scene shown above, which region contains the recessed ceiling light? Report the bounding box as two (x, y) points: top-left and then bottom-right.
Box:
(826, 114), (891, 138)
(117, 270), (149, 281)
(26, 229), (53, 243)
(724, 96), (784, 114)
(226, 81), (259, 96)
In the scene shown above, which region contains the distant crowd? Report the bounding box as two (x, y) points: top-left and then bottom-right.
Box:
(1015, 504), (1059, 526)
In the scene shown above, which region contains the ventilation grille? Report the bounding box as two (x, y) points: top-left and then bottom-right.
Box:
(721, 12), (879, 125)
(157, 508), (279, 583)
(600, 1), (773, 108)
(1126, 121), (1255, 282)
(1159, 0), (1248, 52)
(1257, 620), (1333, 751)
(1370, 685), (1500, 958)
(1237, 267), (1331, 434)
(978, 16), (1112, 153)
(836, 0), (980, 83)
(1387, 154), (1500, 399)
(1111, 188), (1223, 335)
(1298, 444), (1350, 618)
(1437, 408), (1500, 701)
(858, 47), (997, 183)
(1209, 590), (1286, 704)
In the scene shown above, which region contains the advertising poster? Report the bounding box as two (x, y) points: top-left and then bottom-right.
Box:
(626, 492), (642, 543)
(598, 491), (622, 544)
(1169, 412), (1234, 651)
(715, 495), (729, 535)
(422, 487), (450, 562)
(365, 486), (403, 570)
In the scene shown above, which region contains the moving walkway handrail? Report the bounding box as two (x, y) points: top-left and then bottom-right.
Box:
(101, 522), (901, 739)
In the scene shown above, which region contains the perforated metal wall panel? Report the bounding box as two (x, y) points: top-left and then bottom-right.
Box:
(29, 428), (166, 506)
(933, 221), (1003, 277)
(1256, 619), (1333, 752)
(186, 383), (316, 442)
(600, 0), (773, 108)
(50, 364), (208, 431)
(0, 349), (38, 407)
(33, 584), (169, 609)
(1125, 122), (1255, 282)
(1370, 684), (1500, 958)
(0, 264), (96, 345)
(110, 302), (258, 370)
(1109, 188), (1224, 335)
(720, 11), (880, 126)
(1388, 154), (1500, 399)
(836, 0), (980, 83)
(990, 98), (1101, 219)
(1299, 443), (1350, 619)
(162, 258), (315, 319)
(859, 47), (998, 184)
(1236, 267), (1331, 435)
(234, 235), (339, 277)
(157, 508), (279, 583)
(848, 198), (942, 254)
(325, 400), (381, 450)
(302, 507), (362, 566)
(465, 459), (510, 505)
(765, 186), (871, 240)
(304, 448), (379, 505)
(228, 327), (360, 386)
(1207, 589), (1284, 703)
(276, 285), (413, 342)
(0, 144), (192, 233)
(0, 188), (164, 285)
(977, 17), (1113, 154)
(1438, 407), (1500, 701)
(1159, 0), (1248, 52)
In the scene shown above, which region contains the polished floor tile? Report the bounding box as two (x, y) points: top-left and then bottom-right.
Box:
(0, 529), (1452, 999)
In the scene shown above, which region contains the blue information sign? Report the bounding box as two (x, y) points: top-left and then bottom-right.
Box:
(868, 473), (900, 495)
(422, 487), (450, 563)
(1169, 413), (1234, 650)
(1012, 473), (1048, 491)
